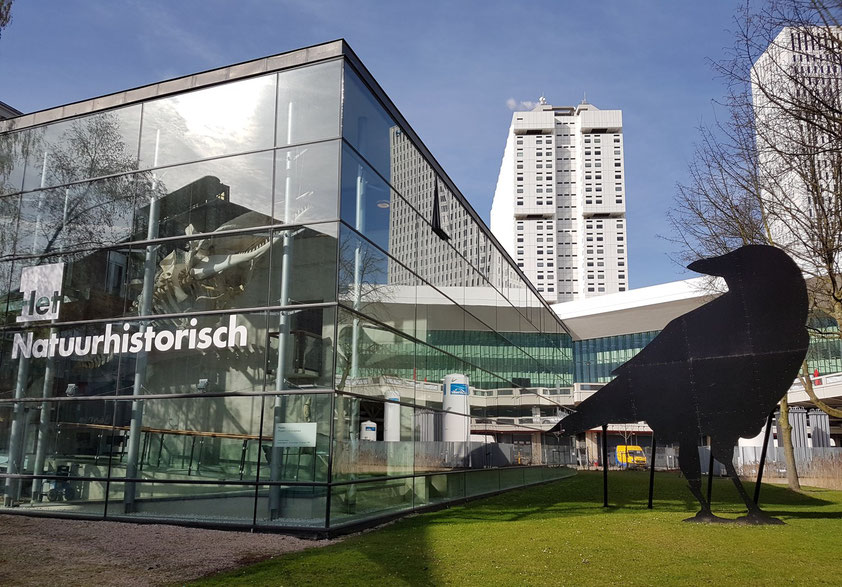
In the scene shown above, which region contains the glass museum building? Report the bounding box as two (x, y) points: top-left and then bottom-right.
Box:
(0, 41), (574, 534)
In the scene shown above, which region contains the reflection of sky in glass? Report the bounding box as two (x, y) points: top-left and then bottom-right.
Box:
(139, 75), (276, 170)
(274, 141), (340, 224)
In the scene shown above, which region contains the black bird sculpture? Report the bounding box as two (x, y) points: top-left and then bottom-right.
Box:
(552, 245), (808, 523)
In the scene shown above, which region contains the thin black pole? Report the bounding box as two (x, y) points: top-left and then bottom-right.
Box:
(707, 439), (715, 503)
(648, 435), (657, 509)
(754, 409), (776, 504)
(602, 424), (609, 507)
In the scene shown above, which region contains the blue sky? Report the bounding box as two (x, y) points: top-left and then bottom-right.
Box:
(0, 1), (742, 287)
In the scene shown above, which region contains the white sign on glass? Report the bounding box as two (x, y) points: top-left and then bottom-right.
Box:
(273, 422), (318, 448)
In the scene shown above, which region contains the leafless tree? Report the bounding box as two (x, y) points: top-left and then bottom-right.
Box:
(668, 0), (842, 489)
(0, 0), (12, 39)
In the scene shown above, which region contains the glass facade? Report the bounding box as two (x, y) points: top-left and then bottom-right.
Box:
(0, 45), (574, 533)
(574, 331), (659, 383)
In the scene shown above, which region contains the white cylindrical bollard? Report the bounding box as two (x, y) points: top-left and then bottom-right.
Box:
(384, 389), (401, 442)
(360, 420), (377, 441)
(442, 374), (470, 443)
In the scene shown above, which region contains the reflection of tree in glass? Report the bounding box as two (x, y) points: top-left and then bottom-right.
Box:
(0, 130), (36, 295)
(27, 113), (144, 256)
(335, 235), (400, 390)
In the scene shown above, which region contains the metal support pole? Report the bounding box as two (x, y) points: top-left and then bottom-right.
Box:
(32, 328), (58, 502)
(754, 410), (776, 504)
(602, 424), (609, 508)
(4, 358), (30, 506)
(270, 101), (295, 520)
(124, 132), (161, 512)
(707, 439), (715, 503)
(647, 435), (657, 509)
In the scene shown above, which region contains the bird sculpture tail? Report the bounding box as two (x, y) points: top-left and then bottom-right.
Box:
(551, 377), (638, 436)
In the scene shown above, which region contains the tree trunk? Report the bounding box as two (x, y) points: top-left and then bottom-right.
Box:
(799, 361), (842, 418)
(778, 396), (801, 491)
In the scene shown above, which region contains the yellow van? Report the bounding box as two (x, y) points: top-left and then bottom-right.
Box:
(616, 445), (647, 469)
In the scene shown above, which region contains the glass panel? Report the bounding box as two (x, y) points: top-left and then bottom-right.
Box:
(339, 144), (392, 251)
(255, 484), (327, 528)
(17, 173), (139, 256)
(0, 221), (15, 324)
(386, 128), (431, 215)
(0, 322), (126, 399)
(257, 393), (332, 484)
(276, 60), (342, 147)
(267, 307), (336, 390)
(413, 472), (465, 507)
(342, 67), (396, 180)
(500, 466), (525, 490)
(21, 106), (142, 192)
(273, 141), (340, 225)
(464, 468), (500, 497)
(107, 481), (257, 524)
(0, 129), (30, 196)
(332, 394), (413, 482)
(0, 398), (116, 513)
(337, 225), (413, 337)
(329, 477), (413, 527)
(418, 217), (461, 289)
(120, 223), (338, 318)
(110, 395), (268, 484)
(386, 193), (417, 278)
(267, 222), (338, 307)
(2, 478), (107, 516)
(0, 311), (279, 400)
(335, 309), (415, 396)
(413, 406), (472, 473)
(134, 151), (274, 240)
(3, 250), (131, 327)
(139, 75), (276, 169)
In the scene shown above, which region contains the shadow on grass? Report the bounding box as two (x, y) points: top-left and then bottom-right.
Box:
(427, 470), (835, 526)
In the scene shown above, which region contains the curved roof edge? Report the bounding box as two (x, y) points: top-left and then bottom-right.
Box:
(552, 277), (723, 340)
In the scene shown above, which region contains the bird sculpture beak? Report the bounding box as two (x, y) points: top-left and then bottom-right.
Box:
(687, 257), (723, 276)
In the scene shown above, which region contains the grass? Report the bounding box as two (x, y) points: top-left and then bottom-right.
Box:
(194, 471), (842, 586)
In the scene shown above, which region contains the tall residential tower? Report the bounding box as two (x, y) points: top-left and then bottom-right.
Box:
(491, 99), (629, 302)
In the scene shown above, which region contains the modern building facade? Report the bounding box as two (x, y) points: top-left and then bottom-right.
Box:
(0, 41), (576, 535)
(491, 98), (629, 303)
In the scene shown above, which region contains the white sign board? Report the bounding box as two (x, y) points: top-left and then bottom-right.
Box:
(273, 422), (318, 448)
(18, 262), (65, 323)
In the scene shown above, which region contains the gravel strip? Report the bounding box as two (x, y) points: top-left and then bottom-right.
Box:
(0, 514), (334, 586)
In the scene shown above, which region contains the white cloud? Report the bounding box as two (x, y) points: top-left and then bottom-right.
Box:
(506, 98), (538, 111)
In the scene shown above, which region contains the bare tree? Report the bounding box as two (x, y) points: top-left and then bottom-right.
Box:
(0, 0), (12, 39)
(668, 0), (842, 490)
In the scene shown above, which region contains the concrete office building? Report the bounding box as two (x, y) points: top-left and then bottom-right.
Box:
(752, 26), (842, 260)
(491, 98), (629, 303)
(0, 41), (576, 535)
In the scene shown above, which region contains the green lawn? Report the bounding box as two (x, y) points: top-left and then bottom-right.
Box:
(195, 471), (842, 586)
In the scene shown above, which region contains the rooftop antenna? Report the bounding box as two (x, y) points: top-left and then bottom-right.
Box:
(581, 91), (588, 104)
(539, 94), (547, 105)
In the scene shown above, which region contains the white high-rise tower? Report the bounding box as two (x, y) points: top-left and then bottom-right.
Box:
(491, 98), (629, 302)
